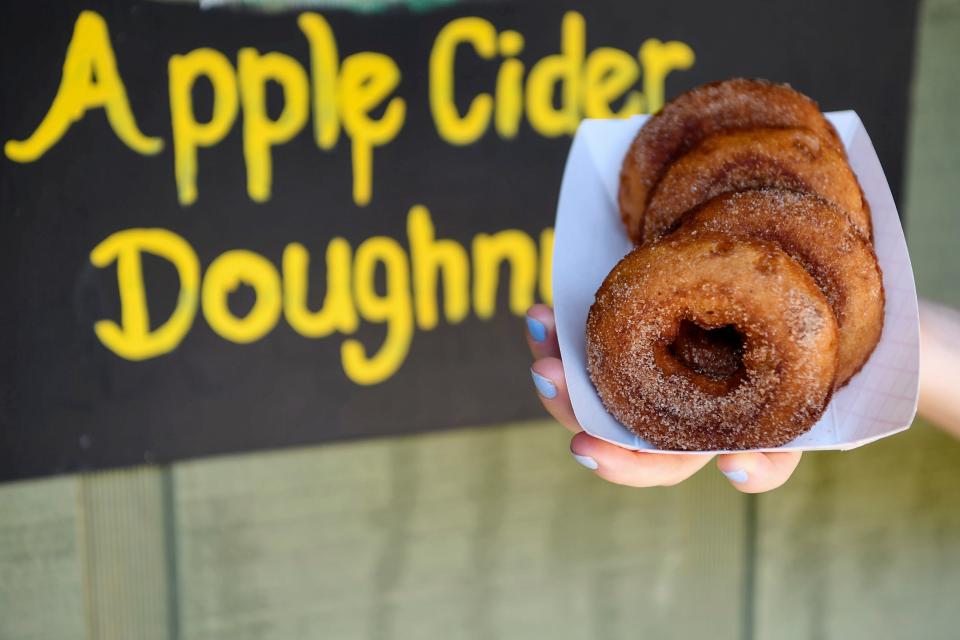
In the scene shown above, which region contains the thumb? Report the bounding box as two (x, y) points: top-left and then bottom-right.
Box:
(716, 451), (802, 493)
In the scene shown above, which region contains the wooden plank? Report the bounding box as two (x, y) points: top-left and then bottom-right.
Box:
(754, 421), (960, 639)
(172, 420), (747, 640)
(0, 469), (175, 640)
(904, 0), (960, 306)
(0, 477), (85, 640)
(78, 468), (174, 640)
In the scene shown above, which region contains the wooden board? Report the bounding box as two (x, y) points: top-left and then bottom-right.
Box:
(0, 478), (85, 640)
(79, 469), (173, 640)
(0, 471), (175, 640)
(753, 421), (960, 639)
(171, 421), (747, 640)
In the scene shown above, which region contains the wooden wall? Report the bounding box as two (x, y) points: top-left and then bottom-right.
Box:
(2, 0), (959, 638)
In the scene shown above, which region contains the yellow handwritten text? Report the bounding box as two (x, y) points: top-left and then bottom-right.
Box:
(6, 11), (694, 207)
(5, 10), (162, 161)
(90, 206), (553, 385)
(429, 11), (695, 145)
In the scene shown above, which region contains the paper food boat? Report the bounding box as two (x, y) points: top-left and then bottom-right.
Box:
(553, 112), (920, 454)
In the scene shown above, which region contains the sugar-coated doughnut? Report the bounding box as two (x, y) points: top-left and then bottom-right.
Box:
(642, 128), (871, 241)
(679, 189), (883, 387)
(586, 231), (839, 450)
(619, 78), (843, 244)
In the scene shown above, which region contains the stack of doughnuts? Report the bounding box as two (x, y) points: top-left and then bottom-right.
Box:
(586, 78), (884, 450)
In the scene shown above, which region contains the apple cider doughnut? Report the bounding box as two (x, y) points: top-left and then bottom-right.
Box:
(586, 231), (839, 450)
(619, 78), (843, 244)
(642, 128), (871, 241)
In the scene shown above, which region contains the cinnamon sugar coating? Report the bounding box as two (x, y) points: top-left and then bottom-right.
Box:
(680, 189), (884, 387)
(643, 128), (871, 241)
(619, 78), (844, 244)
(586, 231), (839, 450)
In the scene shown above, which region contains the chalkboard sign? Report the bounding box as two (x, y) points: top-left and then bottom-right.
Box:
(0, 0), (918, 480)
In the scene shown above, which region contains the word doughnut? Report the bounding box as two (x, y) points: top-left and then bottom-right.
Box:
(618, 78), (844, 244)
(642, 128), (871, 242)
(586, 231), (839, 450)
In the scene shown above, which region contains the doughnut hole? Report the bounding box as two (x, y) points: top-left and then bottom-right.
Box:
(670, 320), (745, 380)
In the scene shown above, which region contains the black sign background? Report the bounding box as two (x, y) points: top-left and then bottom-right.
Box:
(0, 0), (919, 480)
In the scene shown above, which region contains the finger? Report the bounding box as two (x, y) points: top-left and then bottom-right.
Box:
(569, 431), (714, 487)
(530, 357), (581, 433)
(526, 304), (561, 360)
(716, 451), (802, 493)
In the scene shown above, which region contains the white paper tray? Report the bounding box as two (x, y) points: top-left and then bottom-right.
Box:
(553, 112), (920, 453)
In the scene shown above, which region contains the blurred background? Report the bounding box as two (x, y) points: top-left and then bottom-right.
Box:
(1, 0), (958, 638)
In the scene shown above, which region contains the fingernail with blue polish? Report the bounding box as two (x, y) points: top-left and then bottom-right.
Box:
(531, 370), (557, 399)
(723, 469), (749, 484)
(526, 316), (547, 342)
(572, 453), (599, 470)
